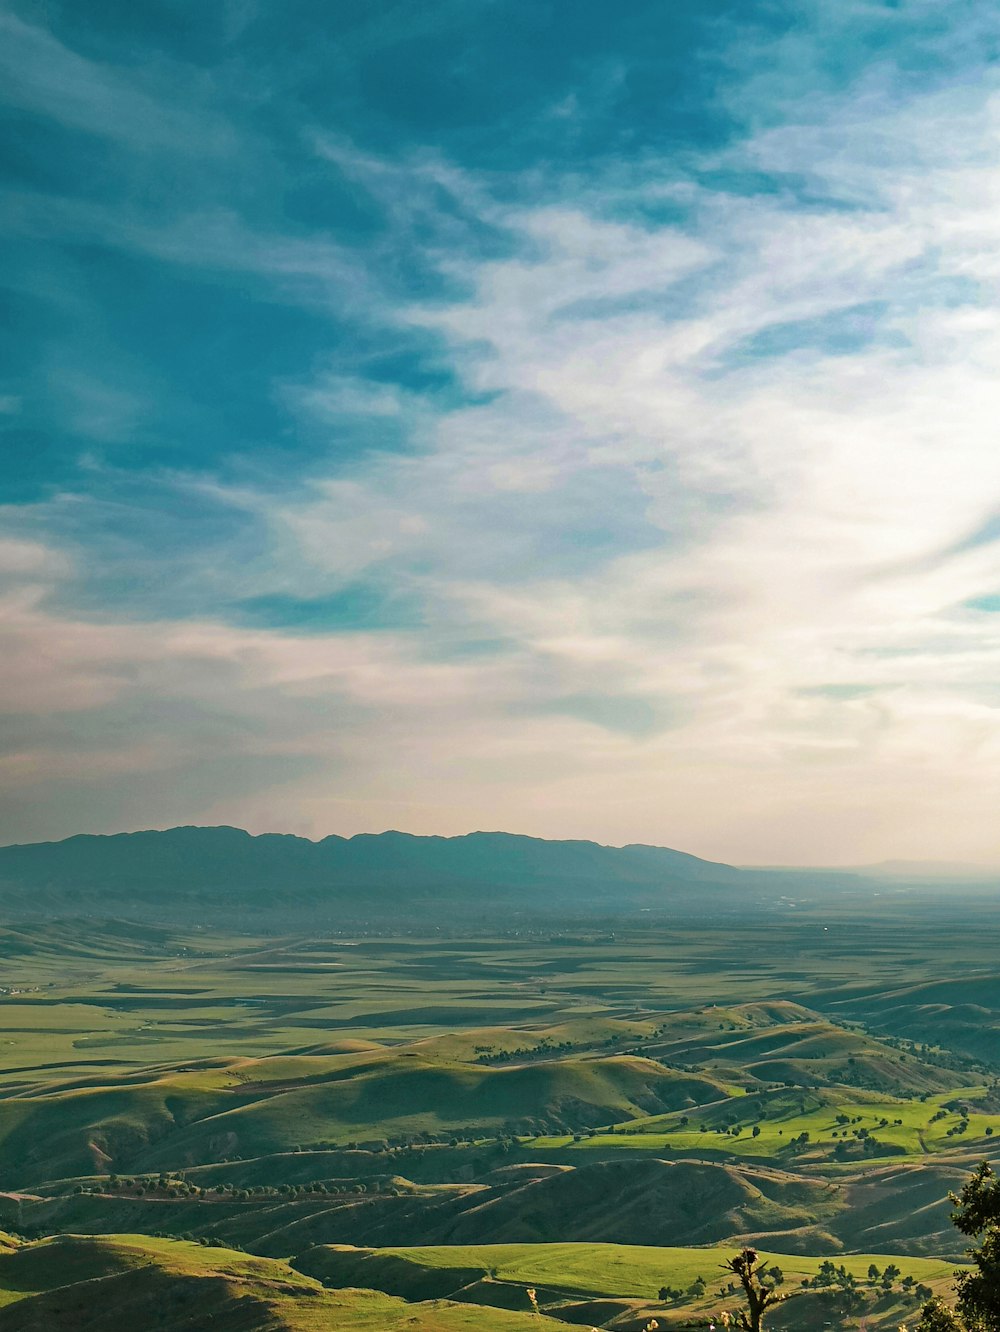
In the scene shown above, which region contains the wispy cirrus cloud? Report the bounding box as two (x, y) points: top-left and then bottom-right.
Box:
(0, 7), (234, 152)
(5, 2), (1000, 862)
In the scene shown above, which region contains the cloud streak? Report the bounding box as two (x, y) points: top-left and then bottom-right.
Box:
(5, 3), (1000, 862)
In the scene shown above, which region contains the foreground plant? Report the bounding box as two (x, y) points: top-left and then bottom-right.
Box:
(917, 1160), (1000, 1331)
(719, 1248), (787, 1332)
(915, 1301), (963, 1332)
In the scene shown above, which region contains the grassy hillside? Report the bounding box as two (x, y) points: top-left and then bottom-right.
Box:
(293, 1240), (969, 1331)
(0, 1231), (970, 1332)
(299, 1239), (968, 1301)
(0, 1049), (727, 1185)
(2, 1145), (983, 1259)
(0, 1234), (542, 1331)
(816, 976), (1000, 1066)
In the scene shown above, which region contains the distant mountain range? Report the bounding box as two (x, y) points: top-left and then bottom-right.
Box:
(0, 825), (744, 922)
(0, 826), (993, 925)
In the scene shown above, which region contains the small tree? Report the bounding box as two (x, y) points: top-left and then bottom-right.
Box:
(918, 1160), (1000, 1331)
(721, 1248), (788, 1332)
(882, 1262), (901, 1291)
(952, 1160), (1000, 1330)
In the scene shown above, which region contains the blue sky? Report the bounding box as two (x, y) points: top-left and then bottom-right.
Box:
(5, 0), (1000, 862)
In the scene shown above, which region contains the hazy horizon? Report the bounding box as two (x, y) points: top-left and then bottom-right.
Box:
(5, 3), (1000, 865)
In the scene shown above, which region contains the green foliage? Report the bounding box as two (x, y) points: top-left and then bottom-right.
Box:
(916, 1161), (1000, 1332)
(918, 1296), (965, 1331)
(951, 1161), (1000, 1331)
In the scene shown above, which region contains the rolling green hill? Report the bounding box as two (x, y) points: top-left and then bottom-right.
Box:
(0, 1049), (727, 1186)
(294, 1238), (967, 1303)
(0, 1231), (968, 1332)
(2, 1143), (982, 1259)
(816, 977), (1000, 1066)
(0, 1234), (542, 1331)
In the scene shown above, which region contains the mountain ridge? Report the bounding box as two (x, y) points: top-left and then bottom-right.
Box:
(0, 825), (747, 921)
(5, 824), (976, 926)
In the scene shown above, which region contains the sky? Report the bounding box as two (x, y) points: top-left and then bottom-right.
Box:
(4, 1), (1000, 864)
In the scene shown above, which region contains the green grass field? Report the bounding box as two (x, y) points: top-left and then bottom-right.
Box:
(380, 1241), (968, 1298)
(529, 1084), (999, 1161)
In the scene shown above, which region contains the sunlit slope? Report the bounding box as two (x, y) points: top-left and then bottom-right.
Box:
(0, 1231), (968, 1332)
(588, 1085), (998, 1160)
(642, 1002), (963, 1095)
(0, 1050), (726, 1185)
(291, 1241), (969, 1332)
(295, 1239), (966, 1302)
(0, 1234), (541, 1332)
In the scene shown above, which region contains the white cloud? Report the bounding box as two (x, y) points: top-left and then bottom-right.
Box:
(8, 12), (1000, 862)
(0, 537), (72, 580)
(252, 58), (1000, 861)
